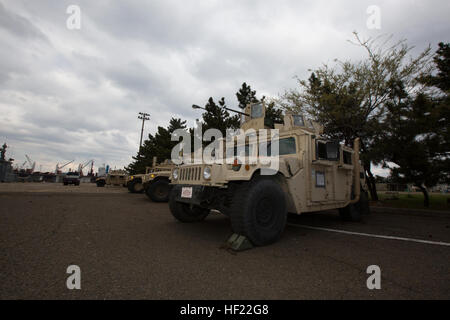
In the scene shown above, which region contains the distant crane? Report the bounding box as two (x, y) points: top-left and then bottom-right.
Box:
(55, 160), (74, 174)
(25, 154), (36, 173)
(77, 160), (94, 176)
(89, 160), (94, 176)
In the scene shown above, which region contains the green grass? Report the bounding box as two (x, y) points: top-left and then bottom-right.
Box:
(370, 192), (450, 211)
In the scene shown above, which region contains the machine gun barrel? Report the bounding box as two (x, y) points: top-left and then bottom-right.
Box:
(223, 107), (250, 117)
(192, 104), (250, 117)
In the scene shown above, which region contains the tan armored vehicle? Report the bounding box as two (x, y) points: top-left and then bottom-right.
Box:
(141, 159), (174, 202)
(169, 102), (369, 246)
(126, 159), (174, 199)
(96, 169), (128, 187)
(126, 170), (147, 193)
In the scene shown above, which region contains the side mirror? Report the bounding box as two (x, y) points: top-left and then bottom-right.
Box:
(326, 142), (339, 161)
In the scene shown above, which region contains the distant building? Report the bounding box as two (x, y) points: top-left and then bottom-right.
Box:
(0, 143), (16, 182)
(0, 159), (16, 182)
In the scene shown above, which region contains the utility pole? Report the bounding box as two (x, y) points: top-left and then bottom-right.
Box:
(138, 112), (150, 150)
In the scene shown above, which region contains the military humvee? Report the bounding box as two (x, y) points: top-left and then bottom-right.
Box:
(168, 102), (369, 246)
(142, 159), (174, 202)
(96, 169), (128, 187)
(126, 159), (174, 200)
(126, 170), (147, 193)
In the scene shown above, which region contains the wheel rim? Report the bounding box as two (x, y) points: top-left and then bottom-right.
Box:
(255, 196), (276, 227)
(156, 184), (168, 197)
(181, 203), (202, 217)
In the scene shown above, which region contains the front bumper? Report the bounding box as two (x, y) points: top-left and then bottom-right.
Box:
(172, 184), (223, 207)
(142, 178), (154, 186)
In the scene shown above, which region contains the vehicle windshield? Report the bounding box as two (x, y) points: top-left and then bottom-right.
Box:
(226, 144), (254, 159)
(259, 137), (296, 156)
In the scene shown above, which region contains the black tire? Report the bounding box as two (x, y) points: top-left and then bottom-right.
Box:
(360, 191), (370, 215)
(63, 182), (68, 186)
(229, 178), (287, 246)
(96, 180), (105, 187)
(146, 179), (170, 202)
(339, 190), (369, 221)
(128, 179), (144, 193)
(169, 189), (210, 222)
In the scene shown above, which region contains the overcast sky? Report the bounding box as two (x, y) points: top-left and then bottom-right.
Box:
(0, 0), (448, 174)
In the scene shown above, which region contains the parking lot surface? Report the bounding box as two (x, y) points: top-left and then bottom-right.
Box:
(1, 183), (449, 299)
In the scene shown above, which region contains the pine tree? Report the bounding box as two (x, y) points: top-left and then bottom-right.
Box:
(126, 118), (186, 174)
(201, 97), (239, 136)
(236, 82), (259, 109)
(371, 43), (450, 207)
(237, 83), (283, 127)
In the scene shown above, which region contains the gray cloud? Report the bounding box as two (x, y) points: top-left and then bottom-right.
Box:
(0, 2), (48, 40)
(0, 0), (448, 173)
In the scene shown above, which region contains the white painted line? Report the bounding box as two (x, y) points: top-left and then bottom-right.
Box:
(288, 224), (450, 247)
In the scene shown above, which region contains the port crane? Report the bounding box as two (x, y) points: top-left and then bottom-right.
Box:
(25, 155), (36, 173)
(55, 160), (74, 174)
(77, 160), (94, 176)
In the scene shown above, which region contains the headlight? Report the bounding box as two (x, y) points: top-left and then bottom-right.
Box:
(130, 176), (134, 180)
(172, 168), (179, 180)
(203, 166), (212, 180)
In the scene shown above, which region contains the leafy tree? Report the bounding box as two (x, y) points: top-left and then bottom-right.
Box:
(279, 33), (433, 200)
(373, 92), (448, 206)
(372, 43), (450, 206)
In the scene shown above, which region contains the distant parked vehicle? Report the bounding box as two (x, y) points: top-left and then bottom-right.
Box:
(63, 172), (80, 186)
(96, 170), (127, 187)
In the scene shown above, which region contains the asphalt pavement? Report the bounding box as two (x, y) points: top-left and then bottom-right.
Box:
(0, 183), (449, 299)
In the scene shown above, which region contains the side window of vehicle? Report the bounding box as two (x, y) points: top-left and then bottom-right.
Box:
(326, 142), (339, 161)
(343, 151), (352, 165)
(316, 141), (339, 161)
(317, 141), (327, 159)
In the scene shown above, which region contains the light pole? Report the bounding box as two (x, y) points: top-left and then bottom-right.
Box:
(138, 112), (150, 149)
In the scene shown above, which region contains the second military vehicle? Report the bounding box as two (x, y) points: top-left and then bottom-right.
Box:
(126, 159), (174, 200)
(142, 160), (174, 202)
(126, 171), (146, 193)
(96, 169), (128, 187)
(169, 102), (369, 246)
